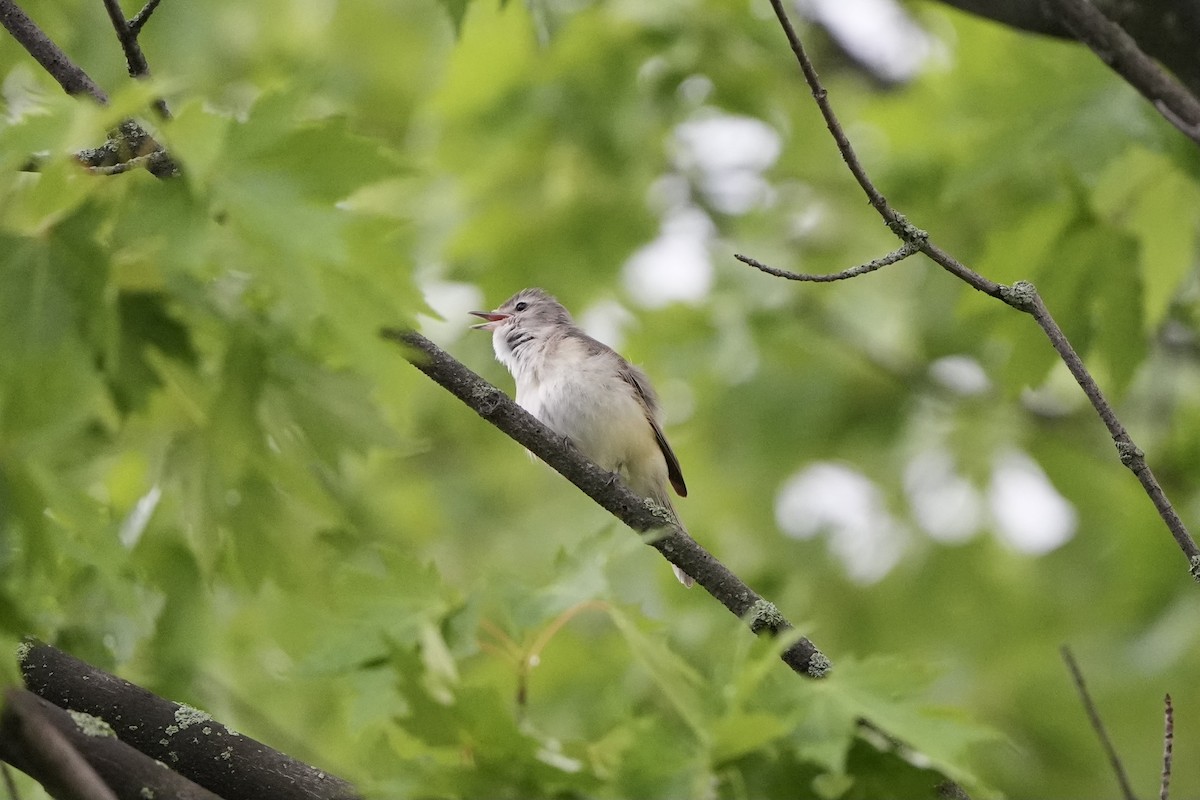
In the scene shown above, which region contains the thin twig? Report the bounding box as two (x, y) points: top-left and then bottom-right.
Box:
(1060, 646), (1139, 800)
(84, 149), (174, 175)
(99, 0), (170, 119)
(381, 328), (831, 679)
(516, 601), (608, 712)
(1161, 694), (1173, 800)
(755, 0), (1200, 580)
(1041, 0), (1200, 145)
(765, 0), (1000, 298)
(1012, 284), (1200, 570)
(0, 1), (177, 175)
(128, 0), (162, 34)
(735, 241), (920, 282)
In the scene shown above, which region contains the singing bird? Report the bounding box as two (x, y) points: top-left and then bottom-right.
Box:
(471, 288), (693, 586)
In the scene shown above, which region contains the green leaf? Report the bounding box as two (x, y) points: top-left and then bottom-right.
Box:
(438, 0), (471, 37)
(710, 711), (790, 763)
(606, 606), (708, 736)
(812, 657), (1003, 797)
(1091, 145), (1200, 329)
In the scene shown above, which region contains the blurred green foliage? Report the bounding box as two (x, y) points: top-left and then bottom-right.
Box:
(2, 0), (1200, 797)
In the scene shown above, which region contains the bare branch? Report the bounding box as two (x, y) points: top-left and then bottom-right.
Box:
(0, 0), (109, 102)
(0, 690), (117, 800)
(1041, 0), (1200, 145)
(84, 148), (174, 175)
(1060, 647), (1139, 800)
(380, 328), (831, 679)
(1, 689), (222, 800)
(128, 0), (162, 35)
(1161, 694), (1174, 800)
(19, 641), (360, 800)
(100, 0), (170, 119)
(754, 0), (1200, 579)
(764, 0), (1001, 296)
(1006, 283), (1200, 571)
(0, 0), (178, 175)
(735, 241), (921, 282)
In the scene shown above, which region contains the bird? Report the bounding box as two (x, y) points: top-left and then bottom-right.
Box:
(470, 288), (694, 586)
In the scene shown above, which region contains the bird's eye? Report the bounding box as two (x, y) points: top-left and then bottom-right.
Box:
(514, 301), (529, 312)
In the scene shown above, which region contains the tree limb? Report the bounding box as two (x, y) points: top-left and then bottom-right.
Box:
(19, 641), (360, 800)
(735, 241), (920, 282)
(0, 0), (177, 176)
(379, 328), (831, 679)
(100, 0), (171, 119)
(1, 689), (222, 800)
(0, 690), (116, 800)
(1041, 0), (1200, 144)
(751, 0), (1200, 580)
(938, 0), (1200, 99)
(0, 0), (109, 102)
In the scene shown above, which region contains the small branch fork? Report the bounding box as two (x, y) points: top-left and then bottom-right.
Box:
(100, 0), (170, 119)
(741, 0), (1200, 580)
(0, 0), (177, 176)
(380, 328), (830, 680)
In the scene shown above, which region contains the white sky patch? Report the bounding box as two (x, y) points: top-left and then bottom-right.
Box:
(417, 280), (485, 344)
(929, 355), (990, 397)
(989, 450), (1077, 554)
(711, 301), (760, 385)
(578, 298), (634, 351)
(776, 462), (908, 584)
(672, 112), (782, 215)
(799, 0), (937, 83)
(677, 74), (714, 106)
(622, 206), (714, 309)
(904, 448), (982, 543)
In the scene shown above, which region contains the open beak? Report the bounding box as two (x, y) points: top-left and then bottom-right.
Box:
(469, 310), (510, 331)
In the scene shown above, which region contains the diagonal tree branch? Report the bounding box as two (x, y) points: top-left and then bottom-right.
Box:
(380, 328), (831, 679)
(19, 640), (360, 800)
(100, 0), (171, 119)
(128, 0), (162, 35)
(0, 0), (109, 102)
(1007, 285), (1200, 568)
(750, 0), (1200, 579)
(735, 242), (920, 282)
(0, 0), (177, 176)
(1, 689), (222, 800)
(1061, 647), (1139, 800)
(0, 690), (117, 800)
(1041, 0), (1200, 145)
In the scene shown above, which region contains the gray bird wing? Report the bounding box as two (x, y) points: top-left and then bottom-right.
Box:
(567, 328), (689, 498)
(617, 362), (688, 499)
